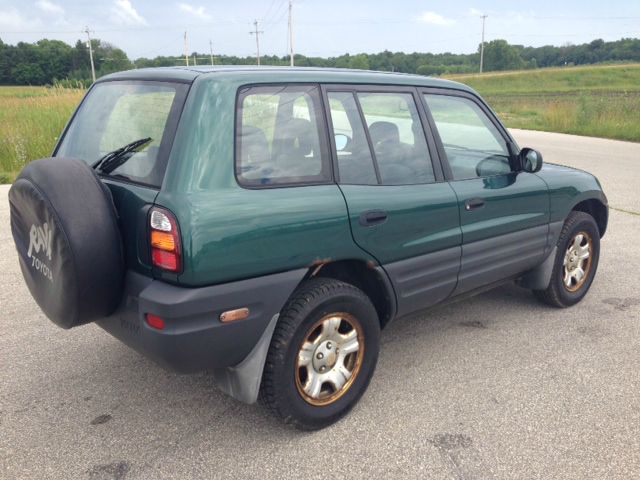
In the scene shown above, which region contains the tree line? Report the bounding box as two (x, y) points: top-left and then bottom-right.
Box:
(0, 38), (130, 86)
(1, 36), (639, 86)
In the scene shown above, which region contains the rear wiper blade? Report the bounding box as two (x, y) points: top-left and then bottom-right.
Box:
(92, 137), (152, 174)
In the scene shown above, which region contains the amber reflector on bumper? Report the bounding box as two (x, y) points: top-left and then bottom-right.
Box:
(220, 308), (250, 323)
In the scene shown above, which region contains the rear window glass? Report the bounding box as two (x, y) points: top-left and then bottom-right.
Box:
(236, 85), (331, 187)
(56, 81), (188, 187)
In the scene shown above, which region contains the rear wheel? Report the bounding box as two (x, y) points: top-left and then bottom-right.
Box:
(260, 278), (380, 430)
(534, 211), (600, 308)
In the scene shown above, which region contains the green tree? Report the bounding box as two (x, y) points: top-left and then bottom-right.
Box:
(11, 63), (45, 84)
(95, 41), (132, 75)
(416, 64), (445, 76)
(348, 53), (370, 70)
(36, 39), (73, 82)
(482, 39), (525, 71)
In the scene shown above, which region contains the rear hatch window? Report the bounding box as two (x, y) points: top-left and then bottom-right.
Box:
(55, 81), (189, 188)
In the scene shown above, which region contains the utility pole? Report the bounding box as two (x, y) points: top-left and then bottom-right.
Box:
(193, 53), (197, 66)
(83, 26), (96, 83)
(479, 14), (487, 73)
(288, 0), (294, 66)
(250, 20), (264, 66)
(209, 39), (214, 66)
(184, 31), (189, 66)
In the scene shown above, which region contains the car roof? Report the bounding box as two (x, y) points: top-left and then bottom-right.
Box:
(98, 65), (473, 92)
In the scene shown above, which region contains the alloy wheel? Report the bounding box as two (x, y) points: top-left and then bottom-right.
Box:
(562, 231), (593, 292)
(295, 312), (365, 406)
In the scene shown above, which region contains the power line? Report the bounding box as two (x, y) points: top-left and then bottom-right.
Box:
(265, 0), (288, 26)
(262, 0), (280, 23)
(267, 0), (288, 24)
(133, 34), (185, 59)
(3, 13), (640, 63)
(273, 6), (290, 25)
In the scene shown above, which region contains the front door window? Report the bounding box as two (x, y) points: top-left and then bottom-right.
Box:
(423, 94), (512, 179)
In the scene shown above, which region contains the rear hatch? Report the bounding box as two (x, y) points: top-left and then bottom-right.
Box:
(53, 79), (190, 276)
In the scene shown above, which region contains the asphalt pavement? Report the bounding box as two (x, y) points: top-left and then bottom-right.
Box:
(1, 129), (639, 479)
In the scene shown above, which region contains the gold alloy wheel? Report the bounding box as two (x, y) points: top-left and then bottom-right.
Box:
(295, 312), (365, 406)
(563, 231), (593, 292)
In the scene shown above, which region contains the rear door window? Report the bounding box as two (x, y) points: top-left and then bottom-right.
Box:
(56, 81), (188, 188)
(326, 90), (435, 186)
(327, 91), (378, 185)
(357, 92), (435, 185)
(236, 85), (331, 187)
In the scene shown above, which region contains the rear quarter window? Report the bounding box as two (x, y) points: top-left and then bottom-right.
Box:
(235, 84), (331, 187)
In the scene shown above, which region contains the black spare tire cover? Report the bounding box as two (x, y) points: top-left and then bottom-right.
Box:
(9, 158), (124, 329)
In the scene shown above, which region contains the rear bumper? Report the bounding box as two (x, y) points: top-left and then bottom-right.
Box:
(97, 269), (306, 373)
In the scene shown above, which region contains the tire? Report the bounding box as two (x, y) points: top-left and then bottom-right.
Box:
(259, 278), (380, 430)
(534, 211), (600, 308)
(9, 158), (124, 329)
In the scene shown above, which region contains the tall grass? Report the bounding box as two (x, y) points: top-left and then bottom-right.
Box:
(485, 92), (640, 142)
(448, 63), (640, 95)
(447, 64), (640, 142)
(0, 85), (84, 183)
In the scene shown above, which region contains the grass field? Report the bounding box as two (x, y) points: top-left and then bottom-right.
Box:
(0, 63), (638, 183)
(447, 64), (640, 142)
(0, 86), (84, 183)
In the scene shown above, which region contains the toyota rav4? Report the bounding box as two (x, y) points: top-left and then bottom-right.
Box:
(9, 66), (608, 430)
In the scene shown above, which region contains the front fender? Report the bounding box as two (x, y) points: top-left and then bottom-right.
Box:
(535, 163), (608, 236)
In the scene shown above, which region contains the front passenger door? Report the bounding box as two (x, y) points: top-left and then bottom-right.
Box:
(422, 91), (550, 295)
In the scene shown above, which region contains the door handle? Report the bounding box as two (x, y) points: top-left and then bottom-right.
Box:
(465, 198), (485, 211)
(359, 210), (388, 226)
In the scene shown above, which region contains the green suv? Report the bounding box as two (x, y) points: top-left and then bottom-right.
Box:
(9, 66), (608, 430)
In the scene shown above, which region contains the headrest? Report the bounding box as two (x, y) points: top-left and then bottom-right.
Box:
(369, 121), (400, 145)
(274, 117), (314, 157)
(240, 125), (270, 164)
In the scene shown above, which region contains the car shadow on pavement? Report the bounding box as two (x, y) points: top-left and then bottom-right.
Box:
(57, 282), (542, 435)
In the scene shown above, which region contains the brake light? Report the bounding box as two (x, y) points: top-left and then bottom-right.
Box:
(149, 207), (182, 273)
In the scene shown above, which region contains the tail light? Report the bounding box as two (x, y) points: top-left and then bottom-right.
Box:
(149, 207), (182, 273)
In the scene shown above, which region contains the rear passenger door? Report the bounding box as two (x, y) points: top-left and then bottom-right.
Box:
(421, 89), (550, 294)
(323, 85), (461, 317)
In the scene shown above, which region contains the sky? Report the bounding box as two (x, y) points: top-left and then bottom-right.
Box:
(0, 0), (639, 60)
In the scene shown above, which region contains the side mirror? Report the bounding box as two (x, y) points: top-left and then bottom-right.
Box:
(520, 148), (543, 173)
(334, 133), (350, 152)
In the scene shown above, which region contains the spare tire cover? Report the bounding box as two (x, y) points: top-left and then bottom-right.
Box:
(9, 158), (124, 329)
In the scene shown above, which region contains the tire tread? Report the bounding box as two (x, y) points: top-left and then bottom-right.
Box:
(534, 210), (599, 308)
(259, 277), (375, 429)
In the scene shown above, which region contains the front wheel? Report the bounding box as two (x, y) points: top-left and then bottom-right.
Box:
(259, 278), (380, 430)
(534, 211), (601, 308)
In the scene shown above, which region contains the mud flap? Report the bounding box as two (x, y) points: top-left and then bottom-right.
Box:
(212, 313), (280, 404)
